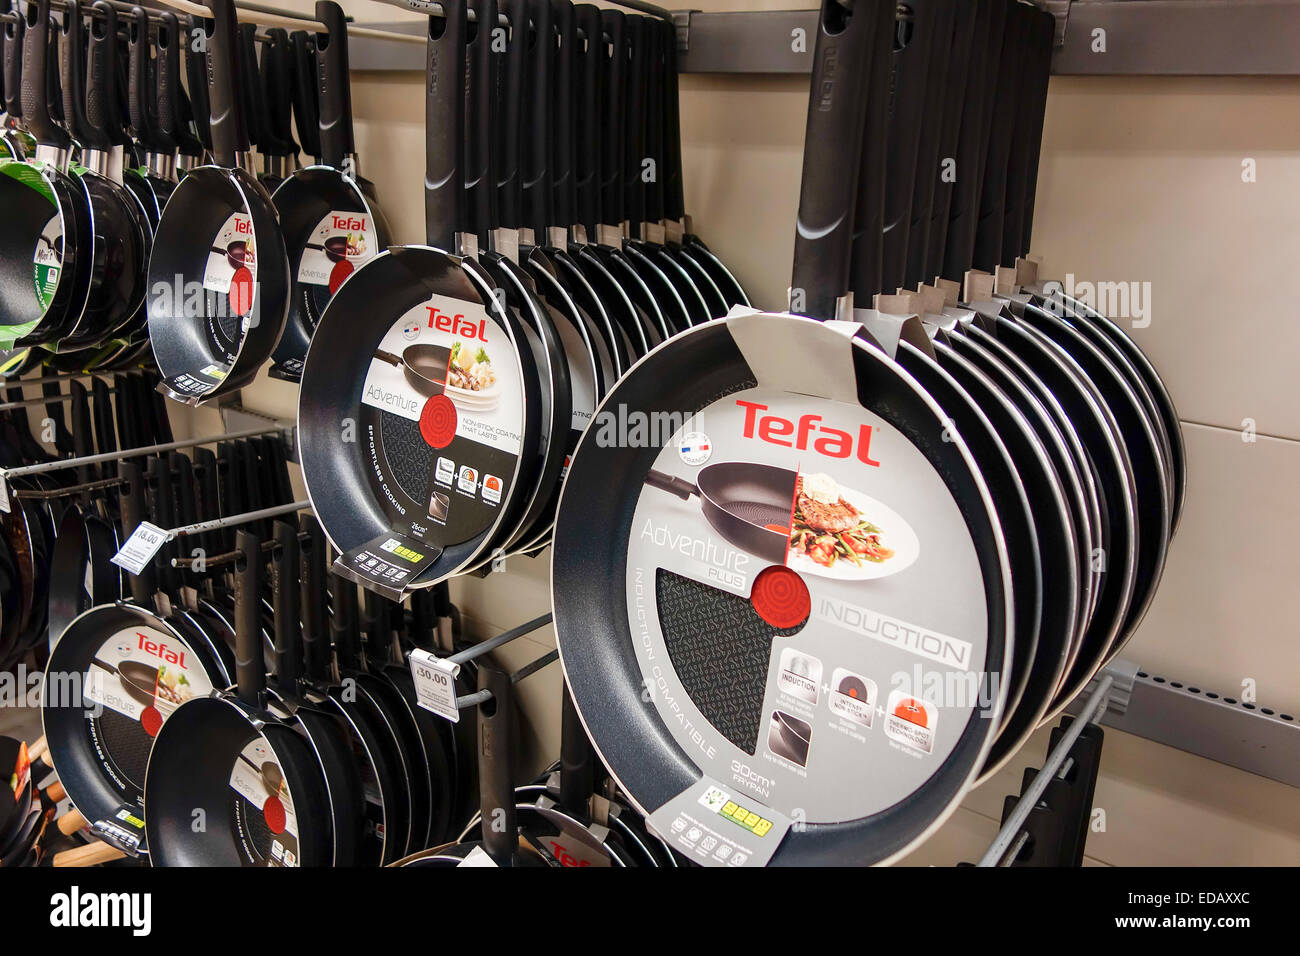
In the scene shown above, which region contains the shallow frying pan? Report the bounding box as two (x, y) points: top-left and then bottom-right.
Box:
(554, 0), (1011, 866)
(41, 461), (231, 857)
(372, 343), (449, 397)
(299, 0), (538, 597)
(644, 464), (796, 566)
(146, 0), (290, 405)
(144, 530), (332, 867)
(0, 1), (93, 351)
(270, 1), (392, 383)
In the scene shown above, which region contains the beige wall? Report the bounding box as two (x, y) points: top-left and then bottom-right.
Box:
(168, 1), (1299, 865)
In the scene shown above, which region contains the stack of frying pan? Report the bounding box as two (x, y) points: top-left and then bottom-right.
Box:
(551, 0), (1183, 866)
(299, 0), (749, 603)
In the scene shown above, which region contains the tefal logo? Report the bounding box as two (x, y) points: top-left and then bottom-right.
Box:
(331, 214), (367, 232)
(426, 307), (487, 341)
(736, 401), (880, 466)
(233, 217), (253, 235)
(137, 632), (187, 669)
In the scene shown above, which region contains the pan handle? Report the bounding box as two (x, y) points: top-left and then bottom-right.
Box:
(270, 520), (303, 691)
(644, 469), (697, 501)
(298, 514), (330, 682)
(119, 460), (158, 605)
(424, 0), (465, 250)
(847, 0), (896, 303)
(20, 0), (68, 147)
(315, 1), (352, 169)
(789, 0), (880, 321)
(234, 529), (266, 710)
(86, 1), (130, 149)
(3, 5), (24, 122)
(372, 348), (403, 367)
(572, 3), (601, 235)
(520, 0), (552, 238)
(204, 0), (250, 168)
(466, 0), (497, 242)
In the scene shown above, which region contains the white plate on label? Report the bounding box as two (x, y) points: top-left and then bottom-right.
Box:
(785, 485), (920, 581)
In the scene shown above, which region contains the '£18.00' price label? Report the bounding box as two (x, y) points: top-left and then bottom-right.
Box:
(111, 522), (170, 576)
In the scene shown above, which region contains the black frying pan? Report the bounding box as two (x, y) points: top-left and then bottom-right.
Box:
(299, 0), (540, 594)
(645, 463), (794, 566)
(144, 530), (332, 866)
(372, 344), (449, 398)
(270, 1), (392, 382)
(146, 0), (290, 405)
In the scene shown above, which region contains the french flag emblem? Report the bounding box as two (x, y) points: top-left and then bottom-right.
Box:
(681, 442), (709, 453)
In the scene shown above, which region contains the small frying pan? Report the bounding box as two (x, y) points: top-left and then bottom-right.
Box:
(146, 0), (290, 405)
(372, 344), (449, 398)
(644, 464), (794, 566)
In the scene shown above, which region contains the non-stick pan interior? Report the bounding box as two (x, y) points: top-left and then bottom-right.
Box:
(0, 163), (67, 334)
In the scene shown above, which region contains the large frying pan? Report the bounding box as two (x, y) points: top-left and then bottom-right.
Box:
(269, 1), (392, 382)
(554, 0), (1012, 866)
(299, 0), (539, 597)
(146, 0), (290, 404)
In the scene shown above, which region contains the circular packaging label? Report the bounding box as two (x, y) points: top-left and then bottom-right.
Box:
(358, 292), (525, 551)
(229, 736), (300, 866)
(83, 626), (216, 790)
(623, 387), (990, 824)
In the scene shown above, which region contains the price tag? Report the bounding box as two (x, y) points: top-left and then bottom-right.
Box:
(0, 475), (9, 514)
(408, 648), (461, 723)
(457, 846), (498, 867)
(111, 522), (169, 576)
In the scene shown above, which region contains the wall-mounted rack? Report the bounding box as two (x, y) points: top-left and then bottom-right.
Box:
(348, 2), (1300, 77)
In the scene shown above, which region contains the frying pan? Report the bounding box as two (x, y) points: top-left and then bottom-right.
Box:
(51, 0), (151, 351)
(0, 1), (94, 351)
(269, 1), (392, 382)
(554, 0), (1012, 866)
(373, 344), (449, 398)
(644, 464), (794, 566)
(299, 0), (539, 595)
(144, 530), (332, 866)
(261, 520), (363, 866)
(146, 0), (290, 405)
(42, 460), (231, 857)
(295, 519), (402, 865)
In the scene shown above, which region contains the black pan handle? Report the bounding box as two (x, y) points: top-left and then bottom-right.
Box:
(572, 3), (601, 234)
(119, 460), (157, 604)
(3, 3), (23, 121)
(22, 0), (67, 146)
(329, 571), (360, 671)
(643, 17), (665, 228)
(559, 683), (594, 821)
(425, 0), (465, 249)
(68, 380), (93, 488)
(271, 520), (302, 691)
(127, 6), (165, 152)
(550, 0), (574, 233)
(183, 14), (211, 153)
(644, 469), (696, 500)
(172, 451), (199, 588)
(598, 9), (624, 230)
(478, 663), (516, 866)
(149, 455), (179, 595)
(848, 0), (899, 302)
(789, 0), (879, 320)
(236, 22), (262, 152)
(315, 1), (351, 169)
(660, 17), (684, 225)
(234, 529), (266, 709)
(204, 0), (248, 168)
(972, 1), (1028, 273)
(372, 348), (403, 366)
(58, 0), (92, 146)
(155, 13), (200, 157)
(466, 0), (497, 243)
(520, 0), (552, 236)
(289, 30), (320, 160)
(299, 514), (329, 682)
(86, 1), (129, 148)
(496, 0), (525, 232)
(1011, 7), (1055, 261)
(621, 12), (645, 237)
(259, 28), (297, 160)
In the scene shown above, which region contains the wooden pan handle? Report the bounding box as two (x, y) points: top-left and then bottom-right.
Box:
(57, 809), (88, 837)
(44, 780), (66, 804)
(53, 842), (126, 868)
